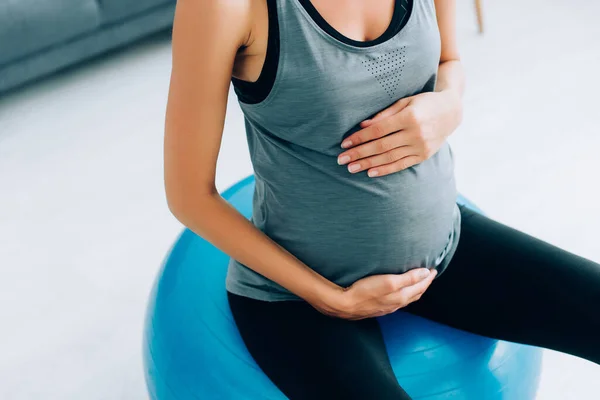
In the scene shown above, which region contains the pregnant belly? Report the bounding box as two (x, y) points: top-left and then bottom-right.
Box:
(260, 170), (459, 288)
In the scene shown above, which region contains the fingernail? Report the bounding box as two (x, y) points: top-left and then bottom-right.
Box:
(348, 163), (360, 172)
(368, 169), (379, 177)
(337, 155), (351, 165)
(418, 269), (430, 279)
(341, 140), (352, 148)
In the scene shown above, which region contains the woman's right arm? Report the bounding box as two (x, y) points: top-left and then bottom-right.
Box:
(164, 0), (343, 312)
(164, 0), (435, 319)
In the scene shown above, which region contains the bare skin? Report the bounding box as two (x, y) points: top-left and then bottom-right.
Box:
(164, 0), (461, 320)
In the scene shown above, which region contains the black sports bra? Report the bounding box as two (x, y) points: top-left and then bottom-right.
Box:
(231, 0), (412, 104)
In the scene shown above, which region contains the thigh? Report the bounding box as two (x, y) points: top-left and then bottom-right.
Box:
(227, 291), (411, 400)
(404, 203), (600, 364)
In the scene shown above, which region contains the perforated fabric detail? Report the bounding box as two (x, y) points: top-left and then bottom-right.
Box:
(361, 46), (407, 100)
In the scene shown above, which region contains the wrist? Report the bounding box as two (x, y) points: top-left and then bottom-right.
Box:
(439, 88), (462, 106)
(307, 277), (348, 313)
(439, 88), (464, 126)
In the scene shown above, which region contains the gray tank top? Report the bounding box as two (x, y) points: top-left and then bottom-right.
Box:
(226, 0), (462, 301)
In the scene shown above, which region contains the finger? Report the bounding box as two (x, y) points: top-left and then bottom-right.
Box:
(354, 106), (414, 148)
(359, 308), (394, 319)
(342, 113), (404, 149)
(406, 283), (433, 304)
(338, 132), (411, 166)
(373, 304), (406, 318)
(402, 269), (437, 300)
(347, 314), (373, 321)
(360, 97), (412, 127)
(348, 146), (417, 176)
(382, 268), (432, 293)
(344, 118), (396, 149)
(407, 268), (438, 302)
(367, 155), (422, 178)
(345, 145), (414, 174)
(382, 269), (437, 306)
(369, 311), (390, 318)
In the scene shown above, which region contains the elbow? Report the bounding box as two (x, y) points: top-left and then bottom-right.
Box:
(164, 179), (192, 224)
(164, 161), (219, 224)
(166, 192), (189, 225)
(165, 182), (218, 225)
(439, 56), (461, 66)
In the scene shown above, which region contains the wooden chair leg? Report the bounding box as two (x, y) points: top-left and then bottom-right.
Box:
(474, 0), (484, 34)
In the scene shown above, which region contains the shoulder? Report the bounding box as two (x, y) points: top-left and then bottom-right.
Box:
(172, 0), (255, 50)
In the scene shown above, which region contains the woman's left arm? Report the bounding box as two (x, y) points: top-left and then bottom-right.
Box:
(433, 0), (465, 100)
(337, 0), (466, 177)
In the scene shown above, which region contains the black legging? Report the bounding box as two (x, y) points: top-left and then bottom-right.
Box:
(227, 203), (600, 399)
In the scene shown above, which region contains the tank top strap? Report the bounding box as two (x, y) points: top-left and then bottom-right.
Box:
(274, 0), (318, 56)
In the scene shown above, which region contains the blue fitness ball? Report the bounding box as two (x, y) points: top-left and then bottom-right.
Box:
(143, 174), (543, 399)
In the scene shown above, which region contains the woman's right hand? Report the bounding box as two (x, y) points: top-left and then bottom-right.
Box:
(315, 268), (438, 320)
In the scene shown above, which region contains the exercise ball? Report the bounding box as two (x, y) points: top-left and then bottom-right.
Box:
(143, 174), (543, 399)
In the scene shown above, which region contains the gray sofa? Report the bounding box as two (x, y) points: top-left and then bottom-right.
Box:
(0, 0), (176, 94)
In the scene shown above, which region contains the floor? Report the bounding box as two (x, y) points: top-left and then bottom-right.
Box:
(1, 0), (599, 398)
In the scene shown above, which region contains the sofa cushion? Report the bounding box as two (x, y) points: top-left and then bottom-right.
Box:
(0, 0), (101, 66)
(96, 0), (172, 24)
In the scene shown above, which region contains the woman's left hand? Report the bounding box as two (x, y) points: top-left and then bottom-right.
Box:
(337, 90), (463, 177)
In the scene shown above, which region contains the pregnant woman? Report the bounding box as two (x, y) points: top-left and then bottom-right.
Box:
(164, 0), (600, 398)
